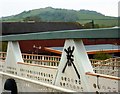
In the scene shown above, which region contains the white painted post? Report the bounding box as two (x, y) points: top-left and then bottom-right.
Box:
(55, 39), (94, 92)
(4, 41), (24, 74)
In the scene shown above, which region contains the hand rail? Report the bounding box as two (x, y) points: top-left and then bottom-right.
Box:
(86, 72), (120, 80)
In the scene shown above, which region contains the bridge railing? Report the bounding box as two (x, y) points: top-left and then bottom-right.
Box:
(0, 71), (75, 92)
(0, 52), (120, 77)
(91, 58), (120, 76)
(22, 53), (60, 67)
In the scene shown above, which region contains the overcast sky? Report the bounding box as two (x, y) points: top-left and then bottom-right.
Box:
(0, 0), (119, 17)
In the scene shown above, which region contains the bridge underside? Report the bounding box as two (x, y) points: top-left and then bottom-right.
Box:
(19, 39), (120, 47)
(1, 28), (119, 41)
(1, 27), (119, 55)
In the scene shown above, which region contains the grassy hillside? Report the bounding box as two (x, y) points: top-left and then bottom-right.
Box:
(1, 7), (118, 27)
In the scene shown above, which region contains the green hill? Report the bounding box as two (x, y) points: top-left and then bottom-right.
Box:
(1, 7), (118, 27)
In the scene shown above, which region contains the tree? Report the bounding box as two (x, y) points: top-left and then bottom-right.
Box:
(83, 20), (99, 29)
(23, 16), (42, 22)
(93, 51), (112, 60)
(0, 42), (8, 52)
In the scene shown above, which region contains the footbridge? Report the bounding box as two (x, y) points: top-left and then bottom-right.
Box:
(0, 26), (120, 93)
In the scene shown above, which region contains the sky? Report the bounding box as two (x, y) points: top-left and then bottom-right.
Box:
(0, 0), (119, 17)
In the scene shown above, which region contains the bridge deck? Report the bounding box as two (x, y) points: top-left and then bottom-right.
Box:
(1, 28), (119, 41)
